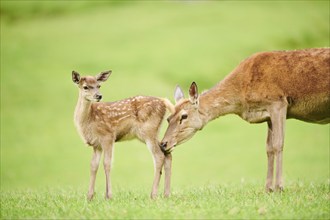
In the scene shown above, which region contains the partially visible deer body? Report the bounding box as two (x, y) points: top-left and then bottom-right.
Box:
(72, 70), (174, 200)
(160, 48), (330, 192)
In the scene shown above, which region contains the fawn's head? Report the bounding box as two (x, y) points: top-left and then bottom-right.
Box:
(160, 82), (204, 154)
(72, 70), (112, 102)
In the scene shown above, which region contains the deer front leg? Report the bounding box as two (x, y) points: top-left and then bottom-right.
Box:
(147, 140), (165, 199)
(265, 121), (274, 193)
(275, 150), (284, 191)
(102, 141), (114, 200)
(270, 102), (287, 192)
(164, 153), (172, 198)
(87, 146), (103, 200)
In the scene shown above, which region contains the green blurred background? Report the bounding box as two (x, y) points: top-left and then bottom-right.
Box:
(1, 1), (329, 193)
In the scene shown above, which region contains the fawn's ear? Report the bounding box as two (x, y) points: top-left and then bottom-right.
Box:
(174, 85), (185, 104)
(189, 82), (199, 106)
(96, 70), (112, 82)
(72, 71), (80, 84)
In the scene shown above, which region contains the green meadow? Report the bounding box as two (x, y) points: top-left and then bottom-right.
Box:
(1, 1), (329, 219)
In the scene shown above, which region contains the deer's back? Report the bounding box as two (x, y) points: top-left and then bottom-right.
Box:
(231, 48), (330, 123)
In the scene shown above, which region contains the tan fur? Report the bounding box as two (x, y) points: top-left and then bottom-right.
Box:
(72, 71), (173, 200)
(161, 48), (330, 192)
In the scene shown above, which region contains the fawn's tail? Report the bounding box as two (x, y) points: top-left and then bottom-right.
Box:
(161, 98), (175, 114)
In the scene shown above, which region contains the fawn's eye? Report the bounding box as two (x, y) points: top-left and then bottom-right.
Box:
(97, 85), (101, 89)
(167, 115), (174, 123)
(83, 86), (89, 90)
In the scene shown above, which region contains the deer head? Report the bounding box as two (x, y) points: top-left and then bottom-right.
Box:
(72, 70), (112, 102)
(160, 82), (204, 153)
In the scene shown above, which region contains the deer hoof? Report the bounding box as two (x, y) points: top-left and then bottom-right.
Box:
(105, 193), (113, 200)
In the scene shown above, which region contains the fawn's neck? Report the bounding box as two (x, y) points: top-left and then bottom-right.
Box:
(74, 93), (93, 126)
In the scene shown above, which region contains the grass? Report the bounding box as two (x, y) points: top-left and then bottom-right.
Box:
(1, 182), (329, 219)
(1, 1), (329, 219)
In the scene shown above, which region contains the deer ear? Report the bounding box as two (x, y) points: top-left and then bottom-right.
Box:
(174, 85), (185, 104)
(189, 82), (199, 105)
(96, 70), (112, 82)
(72, 71), (80, 84)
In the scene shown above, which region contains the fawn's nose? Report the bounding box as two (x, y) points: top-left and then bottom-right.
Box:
(160, 142), (167, 152)
(95, 94), (102, 100)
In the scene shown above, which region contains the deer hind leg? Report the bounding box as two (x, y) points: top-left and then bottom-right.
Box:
(269, 102), (287, 192)
(146, 139), (165, 199)
(87, 146), (103, 200)
(102, 140), (114, 200)
(164, 153), (172, 198)
(265, 120), (275, 192)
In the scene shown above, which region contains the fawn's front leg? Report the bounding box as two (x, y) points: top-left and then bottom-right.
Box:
(164, 153), (172, 198)
(102, 140), (114, 200)
(88, 146), (102, 200)
(147, 140), (165, 199)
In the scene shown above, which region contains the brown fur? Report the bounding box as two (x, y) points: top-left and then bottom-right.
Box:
(236, 48), (330, 122)
(161, 48), (330, 192)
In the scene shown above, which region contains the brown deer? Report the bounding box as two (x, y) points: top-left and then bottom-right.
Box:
(72, 70), (174, 200)
(160, 48), (330, 192)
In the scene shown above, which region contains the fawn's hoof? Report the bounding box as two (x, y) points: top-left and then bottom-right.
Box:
(87, 193), (94, 201)
(275, 185), (284, 192)
(150, 193), (158, 200)
(265, 186), (274, 193)
(164, 192), (170, 198)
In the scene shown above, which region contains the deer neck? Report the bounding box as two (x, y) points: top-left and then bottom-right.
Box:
(74, 93), (93, 126)
(199, 80), (241, 124)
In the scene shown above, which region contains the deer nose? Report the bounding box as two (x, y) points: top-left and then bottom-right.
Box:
(160, 142), (167, 152)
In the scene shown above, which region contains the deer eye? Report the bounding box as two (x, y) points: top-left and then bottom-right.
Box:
(83, 86), (89, 90)
(180, 114), (188, 124)
(97, 85), (101, 89)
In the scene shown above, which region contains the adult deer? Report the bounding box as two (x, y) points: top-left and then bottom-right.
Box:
(72, 70), (174, 200)
(160, 48), (330, 192)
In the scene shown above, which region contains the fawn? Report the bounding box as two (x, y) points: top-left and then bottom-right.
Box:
(72, 70), (174, 200)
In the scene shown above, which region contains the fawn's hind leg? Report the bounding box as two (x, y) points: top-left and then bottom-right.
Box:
(147, 139), (165, 199)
